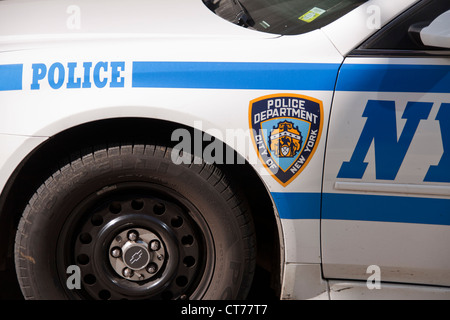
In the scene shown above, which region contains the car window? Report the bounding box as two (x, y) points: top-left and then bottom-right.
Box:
(358, 0), (450, 52)
(203, 0), (367, 35)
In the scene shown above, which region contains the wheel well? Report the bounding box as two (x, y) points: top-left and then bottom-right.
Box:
(0, 117), (280, 299)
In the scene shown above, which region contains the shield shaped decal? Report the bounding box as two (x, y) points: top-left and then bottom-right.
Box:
(249, 93), (323, 186)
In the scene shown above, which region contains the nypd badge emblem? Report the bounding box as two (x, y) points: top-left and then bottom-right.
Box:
(249, 94), (323, 186)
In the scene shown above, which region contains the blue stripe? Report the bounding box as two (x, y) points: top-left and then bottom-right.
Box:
(132, 61), (339, 91)
(336, 64), (450, 93)
(0, 64), (22, 91)
(274, 192), (450, 226)
(323, 193), (450, 226)
(271, 192), (321, 219)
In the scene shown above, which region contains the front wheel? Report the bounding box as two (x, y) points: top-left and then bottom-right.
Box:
(15, 144), (256, 300)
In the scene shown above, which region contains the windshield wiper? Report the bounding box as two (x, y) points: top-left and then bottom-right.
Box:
(203, 0), (255, 28)
(230, 0), (255, 28)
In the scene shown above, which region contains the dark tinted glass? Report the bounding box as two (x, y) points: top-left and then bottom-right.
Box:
(204, 0), (367, 35)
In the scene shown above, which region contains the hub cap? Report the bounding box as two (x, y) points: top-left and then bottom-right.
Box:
(109, 228), (165, 281)
(58, 182), (214, 300)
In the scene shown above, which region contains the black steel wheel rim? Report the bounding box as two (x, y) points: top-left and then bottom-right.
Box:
(56, 182), (214, 300)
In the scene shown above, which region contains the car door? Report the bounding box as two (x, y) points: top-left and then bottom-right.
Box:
(322, 0), (450, 287)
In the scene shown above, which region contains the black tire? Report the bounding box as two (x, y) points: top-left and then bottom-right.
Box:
(15, 144), (256, 300)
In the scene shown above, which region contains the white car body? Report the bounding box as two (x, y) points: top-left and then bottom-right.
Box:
(1, 0), (449, 299)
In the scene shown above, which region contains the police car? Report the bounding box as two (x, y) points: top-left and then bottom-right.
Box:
(0, 0), (449, 300)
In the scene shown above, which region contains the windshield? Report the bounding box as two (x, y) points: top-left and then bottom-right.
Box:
(203, 0), (367, 35)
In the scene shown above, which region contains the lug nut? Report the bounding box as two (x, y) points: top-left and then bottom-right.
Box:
(149, 240), (160, 251)
(123, 267), (134, 278)
(128, 230), (138, 241)
(147, 263), (158, 274)
(111, 247), (121, 258)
